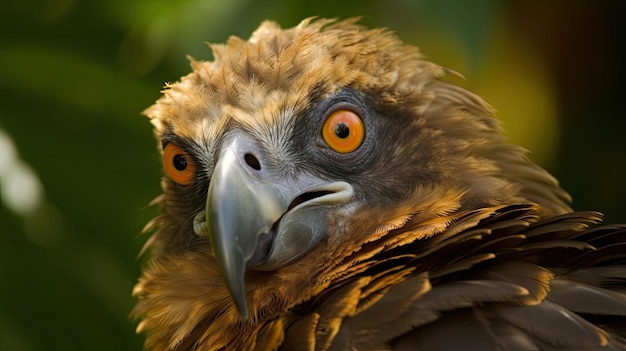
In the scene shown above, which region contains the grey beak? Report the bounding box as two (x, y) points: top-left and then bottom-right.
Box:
(205, 130), (353, 318)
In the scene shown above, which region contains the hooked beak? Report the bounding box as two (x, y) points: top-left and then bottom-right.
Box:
(201, 130), (353, 318)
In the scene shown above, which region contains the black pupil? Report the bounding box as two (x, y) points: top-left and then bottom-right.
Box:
(173, 154), (187, 171)
(335, 123), (350, 139)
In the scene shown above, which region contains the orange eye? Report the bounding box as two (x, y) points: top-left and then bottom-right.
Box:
(163, 144), (196, 186)
(322, 110), (365, 154)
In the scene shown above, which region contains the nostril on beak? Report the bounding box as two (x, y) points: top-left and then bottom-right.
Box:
(244, 153), (261, 171)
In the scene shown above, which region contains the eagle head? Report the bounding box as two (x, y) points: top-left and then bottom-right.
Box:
(132, 18), (584, 350)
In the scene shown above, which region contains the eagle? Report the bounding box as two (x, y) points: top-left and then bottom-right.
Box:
(132, 18), (626, 350)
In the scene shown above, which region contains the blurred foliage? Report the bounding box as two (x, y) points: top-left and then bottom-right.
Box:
(0, 0), (624, 350)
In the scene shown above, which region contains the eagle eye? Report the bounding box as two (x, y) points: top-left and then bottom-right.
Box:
(163, 143), (196, 186)
(322, 109), (365, 154)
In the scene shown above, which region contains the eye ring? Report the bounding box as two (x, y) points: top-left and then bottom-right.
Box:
(163, 144), (196, 186)
(322, 109), (365, 154)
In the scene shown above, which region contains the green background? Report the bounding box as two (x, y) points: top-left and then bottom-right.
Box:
(1, 1), (624, 350)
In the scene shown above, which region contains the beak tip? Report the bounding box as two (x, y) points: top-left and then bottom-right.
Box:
(218, 256), (249, 320)
(218, 258), (250, 320)
(234, 297), (249, 320)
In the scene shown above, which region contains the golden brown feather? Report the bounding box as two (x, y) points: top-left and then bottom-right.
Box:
(133, 18), (626, 350)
